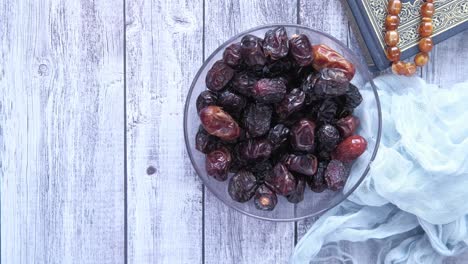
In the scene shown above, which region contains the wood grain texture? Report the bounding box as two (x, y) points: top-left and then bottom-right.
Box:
(125, 0), (204, 263)
(0, 0), (125, 263)
(423, 31), (468, 86)
(203, 1), (297, 264)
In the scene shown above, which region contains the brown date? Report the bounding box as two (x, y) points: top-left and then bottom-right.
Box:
(290, 118), (316, 153)
(286, 177), (306, 204)
(265, 163), (297, 196)
(312, 44), (355, 81)
(254, 184), (278, 211)
(289, 34), (314, 66)
(336, 115), (360, 138)
(200, 106), (241, 141)
(206, 60), (235, 91)
(205, 147), (232, 181)
(228, 170), (258, 202)
(223, 42), (242, 67)
(283, 153), (318, 176)
(238, 138), (273, 161)
(332, 135), (367, 162)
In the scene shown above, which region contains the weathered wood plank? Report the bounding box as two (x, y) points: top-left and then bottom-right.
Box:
(203, 1), (297, 264)
(125, 0), (204, 263)
(423, 31), (468, 86)
(0, 0), (125, 263)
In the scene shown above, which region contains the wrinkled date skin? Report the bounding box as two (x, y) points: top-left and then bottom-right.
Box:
(243, 103), (272, 137)
(263, 58), (293, 78)
(196, 90), (218, 113)
(289, 34), (314, 66)
(228, 170), (258, 202)
(253, 78), (287, 104)
(263, 26), (289, 60)
(336, 115), (360, 138)
(317, 124), (341, 151)
(238, 138), (273, 161)
(200, 106), (241, 141)
(267, 124), (290, 146)
(312, 99), (338, 124)
(206, 60), (235, 91)
(276, 88), (306, 119)
(312, 44), (356, 81)
(231, 72), (257, 97)
(284, 154), (318, 176)
(291, 119), (316, 152)
(265, 163), (297, 196)
(195, 126), (219, 154)
(254, 184), (278, 211)
(223, 42), (242, 68)
(325, 160), (348, 191)
(218, 90), (247, 117)
(286, 177), (306, 204)
(343, 83), (363, 109)
(307, 161), (328, 192)
(313, 68), (350, 97)
(251, 161), (273, 182)
(301, 72), (321, 103)
(241, 34), (267, 66)
(205, 147), (232, 181)
(332, 135), (367, 162)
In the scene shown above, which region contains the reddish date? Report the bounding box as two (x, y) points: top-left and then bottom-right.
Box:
(312, 44), (355, 81)
(332, 135), (367, 162)
(200, 106), (241, 141)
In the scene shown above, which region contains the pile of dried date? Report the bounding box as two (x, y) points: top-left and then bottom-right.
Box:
(195, 26), (367, 211)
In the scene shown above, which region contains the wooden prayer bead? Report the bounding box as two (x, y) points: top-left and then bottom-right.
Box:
(386, 46), (401, 62)
(403, 62), (417, 76)
(385, 0), (435, 75)
(385, 15), (400, 30)
(385, 30), (400, 46)
(387, 0), (402, 15)
(392, 61), (406, 75)
(414, 52), (429, 66)
(421, 3), (435, 17)
(419, 20), (433, 37)
(419, 37), (433, 52)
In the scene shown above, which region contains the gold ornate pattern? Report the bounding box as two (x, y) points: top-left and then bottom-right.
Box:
(362, 0), (468, 52)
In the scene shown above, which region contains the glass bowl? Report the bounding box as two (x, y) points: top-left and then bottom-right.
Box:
(184, 24), (381, 221)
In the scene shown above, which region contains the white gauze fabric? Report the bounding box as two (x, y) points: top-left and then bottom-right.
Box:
(291, 75), (468, 264)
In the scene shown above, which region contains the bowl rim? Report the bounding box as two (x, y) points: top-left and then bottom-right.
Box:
(183, 23), (382, 222)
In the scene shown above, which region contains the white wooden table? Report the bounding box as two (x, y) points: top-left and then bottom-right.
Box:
(1, 0), (467, 263)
